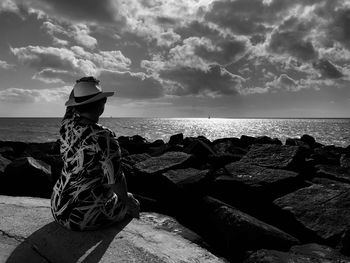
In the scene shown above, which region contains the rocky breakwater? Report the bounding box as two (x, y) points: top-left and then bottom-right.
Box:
(0, 133), (350, 262)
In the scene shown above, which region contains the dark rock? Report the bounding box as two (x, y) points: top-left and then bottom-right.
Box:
(0, 146), (15, 160)
(192, 196), (299, 261)
(244, 243), (350, 263)
(240, 144), (305, 170)
(150, 139), (165, 147)
(340, 154), (350, 169)
(0, 154), (11, 173)
(240, 135), (256, 147)
(0, 141), (28, 158)
(162, 168), (211, 194)
(315, 164), (350, 184)
(285, 138), (311, 150)
(300, 134), (317, 148)
(132, 194), (164, 213)
(3, 157), (52, 197)
(122, 154), (152, 192)
(23, 141), (60, 158)
(183, 136), (211, 148)
(131, 134), (148, 144)
(300, 134), (316, 149)
(134, 152), (193, 175)
(310, 147), (342, 166)
(207, 153), (243, 169)
(311, 177), (350, 189)
(123, 153), (152, 166)
(212, 138), (242, 154)
(118, 135), (150, 154)
(183, 139), (215, 160)
(214, 162), (301, 202)
(168, 133), (184, 145)
(254, 136), (282, 145)
(274, 183), (350, 248)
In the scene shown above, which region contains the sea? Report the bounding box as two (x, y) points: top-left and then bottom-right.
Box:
(0, 118), (349, 148)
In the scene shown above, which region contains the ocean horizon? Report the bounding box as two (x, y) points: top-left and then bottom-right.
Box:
(0, 117), (349, 147)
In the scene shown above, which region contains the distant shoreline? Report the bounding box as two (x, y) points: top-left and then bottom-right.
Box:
(0, 117), (349, 119)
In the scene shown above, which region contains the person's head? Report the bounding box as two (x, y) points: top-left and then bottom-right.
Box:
(64, 76), (114, 118)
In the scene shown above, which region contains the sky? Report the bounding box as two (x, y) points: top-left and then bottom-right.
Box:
(0, 0), (350, 118)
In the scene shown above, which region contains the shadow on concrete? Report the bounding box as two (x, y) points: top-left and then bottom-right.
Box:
(6, 217), (132, 263)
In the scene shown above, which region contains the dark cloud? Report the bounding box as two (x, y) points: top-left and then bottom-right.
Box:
(267, 16), (318, 61)
(313, 59), (343, 79)
(33, 68), (76, 83)
(160, 64), (244, 97)
(100, 70), (164, 99)
(156, 16), (177, 25)
(16, 0), (124, 25)
(204, 0), (302, 36)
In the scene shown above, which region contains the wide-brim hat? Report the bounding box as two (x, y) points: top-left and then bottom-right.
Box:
(65, 78), (114, 107)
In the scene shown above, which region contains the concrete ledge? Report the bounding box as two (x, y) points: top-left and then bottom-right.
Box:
(0, 195), (226, 263)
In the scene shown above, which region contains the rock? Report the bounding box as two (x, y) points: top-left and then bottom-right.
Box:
(300, 134), (317, 148)
(123, 153), (152, 166)
(22, 141), (60, 158)
(254, 136), (282, 145)
(183, 139), (216, 160)
(310, 147), (342, 166)
(134, 152), (193, 175)
(150, 139), (165, 147)
(183, 136), (211, 148)
(0, 146), (15, 160)
(0, 154), (11, 173)
(0, 195), (226, 263)
(168, 133), (184, 145)
(240, 135), (256, 147)
(162, 168), (211, 193)
(244, 243), (350, 263)
(122, 153), (153, 193)
(315, 164), (350, 184)
(240, 144), (305, 170)
(3, 157), (52, 198)
(341, 154), (350, 169)
(207, 153), (243, 169)
(118, 136), (150, 154)
(212, 138), (243, 154)
(274, 183), (350, 248)
(192, 196), (299, 261)
(285, 138), (311, 150)
(214, 162), (301, 202)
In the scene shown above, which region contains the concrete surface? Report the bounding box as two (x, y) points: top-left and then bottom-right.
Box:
(0, 195), (226, 263)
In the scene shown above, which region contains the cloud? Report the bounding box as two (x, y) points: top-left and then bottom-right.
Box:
(0, 86), (70, 103)
(0, 60), (14, 70)
(266, 74), (301, 92)
(159, 64), (244, 97)
(42, 21), (97, 49)
(32, 69), (75, 83)
(13, 0), (125, 25)
(266, 16), (318, 62)
(99, 70), (164, 99)
(204, 0), (304, 37)
(313, 59), (343, 79)
(0, 0), (19, 13)
(10, 45), (132, 81)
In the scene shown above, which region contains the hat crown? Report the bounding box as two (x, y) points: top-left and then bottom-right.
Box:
(73, 81), (102, 97)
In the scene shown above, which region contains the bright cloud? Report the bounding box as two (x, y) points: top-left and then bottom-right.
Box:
(0, 86), (70, 103)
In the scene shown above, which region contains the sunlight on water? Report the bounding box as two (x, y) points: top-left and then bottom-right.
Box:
(0, 118), (349, 147)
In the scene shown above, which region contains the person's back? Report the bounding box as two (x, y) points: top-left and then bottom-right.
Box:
(51, 77), (139, 231)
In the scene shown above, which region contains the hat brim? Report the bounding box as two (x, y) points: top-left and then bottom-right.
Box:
(65, 92), (114, 107)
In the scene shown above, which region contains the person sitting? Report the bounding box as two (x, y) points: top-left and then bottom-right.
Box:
(51, 76), (140, 231)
